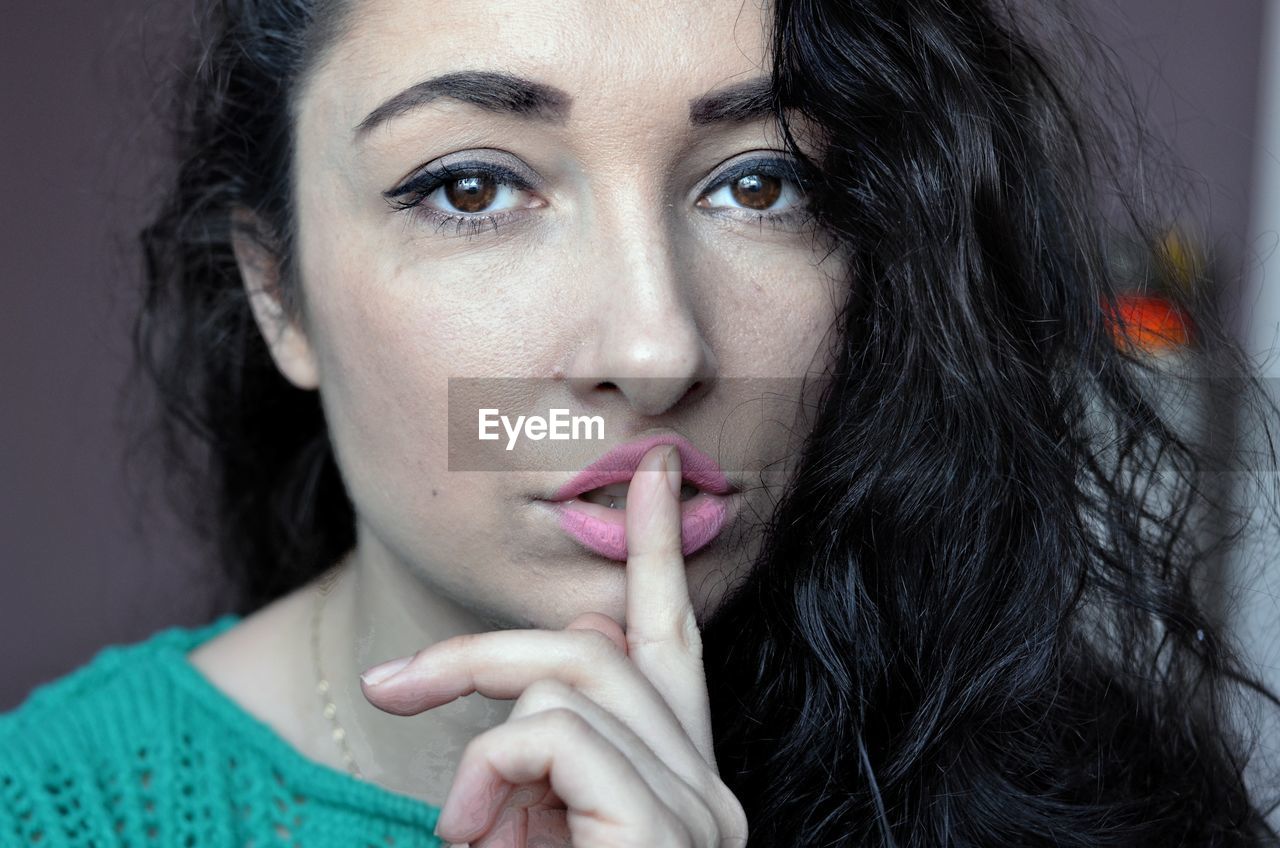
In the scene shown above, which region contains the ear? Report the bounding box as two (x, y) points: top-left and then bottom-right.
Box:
(230, 209), (320, 390)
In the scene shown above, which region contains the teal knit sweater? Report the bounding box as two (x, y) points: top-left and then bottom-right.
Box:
(0, 615), (445, 847)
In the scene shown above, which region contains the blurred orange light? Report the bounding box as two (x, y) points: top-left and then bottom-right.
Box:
(1103, 293), (1193, 353)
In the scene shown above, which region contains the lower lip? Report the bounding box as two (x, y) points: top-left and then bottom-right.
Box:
(539, 491), (738, 562)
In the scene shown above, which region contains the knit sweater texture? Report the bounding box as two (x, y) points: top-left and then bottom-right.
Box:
(0, 615), (445, 847)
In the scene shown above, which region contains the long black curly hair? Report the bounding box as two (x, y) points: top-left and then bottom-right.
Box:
(127, 0), (1280, 843)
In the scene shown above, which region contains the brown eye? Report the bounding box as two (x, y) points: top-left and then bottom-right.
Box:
(696, 160), (807, 220)
(444, 175), (499, 213)
(730, 174), (782, 210)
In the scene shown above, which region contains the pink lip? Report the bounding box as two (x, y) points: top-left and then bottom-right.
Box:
(541, 434), (739, 562)
(549, 434), (735, 502)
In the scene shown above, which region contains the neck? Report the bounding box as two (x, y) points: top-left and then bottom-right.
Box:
(317, 532), (515, 805)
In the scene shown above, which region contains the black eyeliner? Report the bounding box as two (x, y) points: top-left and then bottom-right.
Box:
(710, 156), (815, 193)
(384, 160), (534, 205)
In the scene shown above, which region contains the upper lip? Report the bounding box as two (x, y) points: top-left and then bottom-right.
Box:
(548, 434), (737, 502)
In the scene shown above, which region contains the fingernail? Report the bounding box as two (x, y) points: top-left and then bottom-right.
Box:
(360, 655), (412, 686)
(661, 445), (681, 499)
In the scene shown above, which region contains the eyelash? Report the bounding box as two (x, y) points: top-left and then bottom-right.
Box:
(383, 158), (815, 239)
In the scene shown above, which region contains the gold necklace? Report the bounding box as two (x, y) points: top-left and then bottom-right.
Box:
(311, 560), (366, 780)
(310, 561), (458, 846)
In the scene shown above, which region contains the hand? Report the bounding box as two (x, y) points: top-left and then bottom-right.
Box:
(359, 444), (749, 847)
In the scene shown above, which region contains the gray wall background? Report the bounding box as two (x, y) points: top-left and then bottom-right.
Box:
(1, 0), (1272, 711)
(1, 1), (225, 709)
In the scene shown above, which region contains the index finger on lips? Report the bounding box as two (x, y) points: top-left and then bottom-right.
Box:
(623, 444), (716, 764)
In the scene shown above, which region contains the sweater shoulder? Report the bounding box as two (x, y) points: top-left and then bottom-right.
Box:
(0, 615), (444, 847)
(0, 617), (240, 846)
(0, 617), (235, 747)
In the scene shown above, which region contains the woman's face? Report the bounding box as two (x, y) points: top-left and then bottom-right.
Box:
(248, 0), (847, 630)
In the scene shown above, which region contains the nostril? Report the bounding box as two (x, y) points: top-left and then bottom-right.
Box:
(681, 380), (708, 405)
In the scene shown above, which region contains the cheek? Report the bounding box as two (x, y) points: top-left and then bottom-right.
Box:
(300, 208), (564, 437)
(695, 236), (848, 377)
(296, 222), (567, 558)
(307, 280), (456, 560)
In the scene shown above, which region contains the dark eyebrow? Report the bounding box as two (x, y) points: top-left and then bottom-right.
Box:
(688, 76), (775, 125)
(354, 70), (777, 139)
(355, 70), (573, 138)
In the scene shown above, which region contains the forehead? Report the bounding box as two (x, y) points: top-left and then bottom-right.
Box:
(299, 0), (773, 137)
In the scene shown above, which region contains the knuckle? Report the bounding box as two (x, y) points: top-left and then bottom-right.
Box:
(688, 801), (721, 848)
(541, 705), (592, 737)
(723, 803), (750, 846)
(661, 775), (722, 847)
(678, 606), (704, 659)
(458, 727), (491, 762)
(679, 773), (748, 847)
(577, 625), (624, 659)
(712, 782), (749, 846)
(509, 677), (574, 720)
(629, 605), (704, 659)
(523, 677), (573, 704)
(679, 768), (714, 801)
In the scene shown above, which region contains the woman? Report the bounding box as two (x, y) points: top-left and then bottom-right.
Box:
(3, 0), (1278, 845)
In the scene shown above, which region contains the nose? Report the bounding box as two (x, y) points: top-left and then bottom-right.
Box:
(562, 203), (717, 417)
